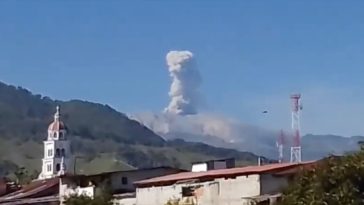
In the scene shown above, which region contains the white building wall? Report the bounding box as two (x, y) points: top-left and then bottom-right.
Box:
(44, 141), (55, 158)
(40, 139), (73, 179)
(137, 183), (183, 205)
(136, 174), (261, 205)
(191, 163), (207, 172)
(59, 178), (95, 204)
(62, 185), (94, 197)
(114, 197), (136, 205)
(217, 175), (260, 205)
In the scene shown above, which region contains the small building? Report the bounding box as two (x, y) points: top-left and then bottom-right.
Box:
(0, 106), (185, 205)
(59, 166), (184, 205)
(0, 167), (184, 205)
(134, 162), (315, 205)
(191, 158), (235, 172)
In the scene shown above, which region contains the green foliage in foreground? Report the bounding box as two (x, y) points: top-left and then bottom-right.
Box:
(64, 186), (114, 205)
(13, 167), (39, 185)
(64, 181), (114, 205)
(278, 144), (364, 205)
(64, 194), (113, 205)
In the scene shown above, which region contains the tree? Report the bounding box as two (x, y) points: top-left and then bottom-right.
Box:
(13, 167), (36, 185)
(278, 144), (364, 205)
(64, 182), (114, 205)
(64, 193), (114, 205)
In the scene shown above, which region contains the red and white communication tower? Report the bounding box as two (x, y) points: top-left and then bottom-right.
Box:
(290, 94), (302, 163)
(277, 129), (285, 163)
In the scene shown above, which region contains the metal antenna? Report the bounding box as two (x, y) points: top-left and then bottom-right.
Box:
(290, 94), (302, 163)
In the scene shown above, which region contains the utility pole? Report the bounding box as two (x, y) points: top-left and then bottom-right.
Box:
(277, 129), (285, 163)
(73, 156), (83, 175)
(290, 94), (302, 163)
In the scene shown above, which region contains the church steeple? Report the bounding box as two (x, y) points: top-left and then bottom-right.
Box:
(39, 106), (73, 179)
(54, 106), (60, 121)
(47, 105), (67, 140)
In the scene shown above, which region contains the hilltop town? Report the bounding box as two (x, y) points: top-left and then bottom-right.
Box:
(2, 1), (364, 204)
(0, 104), (317, 204)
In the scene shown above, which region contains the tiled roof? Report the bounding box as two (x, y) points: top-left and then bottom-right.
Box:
(0, 178), (59, 202)
(135, 161), (316, 187)
(0, 195), (59, 205)
(61, 166), (185, 179)
(48, 121), (66, 131)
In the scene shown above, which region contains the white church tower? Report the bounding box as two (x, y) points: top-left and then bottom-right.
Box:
(38, 106), (73, 179)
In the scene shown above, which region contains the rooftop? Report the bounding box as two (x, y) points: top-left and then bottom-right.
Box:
(61, 166), (186, 179)
(0, 178), (59, 203)
(135, 161), (316, 187)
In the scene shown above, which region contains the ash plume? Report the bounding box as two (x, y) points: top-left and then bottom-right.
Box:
(131, 49), (277, 158)
(164, 50), (201, 115)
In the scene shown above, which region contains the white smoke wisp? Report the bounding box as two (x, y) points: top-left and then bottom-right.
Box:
(130, 112), (278, 157)
(164, 50), (201, 115)
(132, 112), (238, 141)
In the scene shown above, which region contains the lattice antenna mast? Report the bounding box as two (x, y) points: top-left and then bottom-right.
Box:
(277, 129), (285, 163)
(290, 94), (302, 163)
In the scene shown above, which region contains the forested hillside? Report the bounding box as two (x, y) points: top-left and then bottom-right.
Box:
(0, 81), (266, 177)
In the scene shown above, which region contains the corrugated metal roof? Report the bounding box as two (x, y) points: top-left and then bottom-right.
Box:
(135, 161), (316, 187)
(0, 195), (59, 205)
(0, 178), (59, 202)
(62, 166), (186, 180)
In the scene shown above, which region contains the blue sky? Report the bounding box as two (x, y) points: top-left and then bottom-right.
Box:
(1, 0), (364, 136)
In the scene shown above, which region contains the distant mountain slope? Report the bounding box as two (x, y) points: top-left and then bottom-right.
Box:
(134, 112), (363, 161)
(0, 81), (266, 176)
(0, 82), (165, 146)
(301, 134), (364, 160)
(162, 132), (364, 161)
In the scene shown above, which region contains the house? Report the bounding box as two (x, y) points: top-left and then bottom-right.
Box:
(0, 106), (185, 205)
(134, 161), (316, 205)
(0, 167), (184, 205)
(59, 166), (184, 204)
(0, 105), (319, 205)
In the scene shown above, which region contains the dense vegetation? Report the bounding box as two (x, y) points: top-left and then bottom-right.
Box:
(0, 81), (265, 177)
(278, 143), (364, 205)
(64, 185), (113, 205)
(64, 194), (113, 205)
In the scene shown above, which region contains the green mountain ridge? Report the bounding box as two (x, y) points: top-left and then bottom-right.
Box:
(0, 81), (267, 177)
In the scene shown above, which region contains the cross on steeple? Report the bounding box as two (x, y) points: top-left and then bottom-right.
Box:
(54, 105), (60, 121)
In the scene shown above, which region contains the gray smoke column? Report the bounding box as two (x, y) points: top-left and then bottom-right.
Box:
(164, 50), (201, 115)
